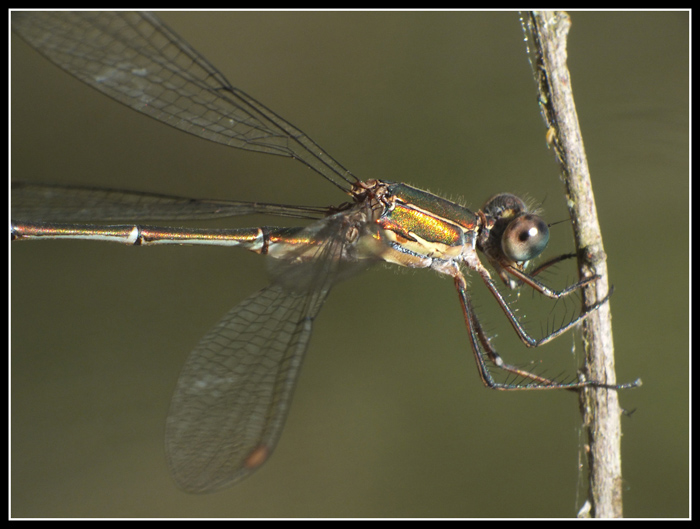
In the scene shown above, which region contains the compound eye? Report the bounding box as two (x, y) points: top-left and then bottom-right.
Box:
(501, 214), (549, 262)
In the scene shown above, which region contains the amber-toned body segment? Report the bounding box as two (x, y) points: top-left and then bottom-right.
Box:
(368, 182), (480, 268)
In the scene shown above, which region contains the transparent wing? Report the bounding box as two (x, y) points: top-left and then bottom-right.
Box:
(11, 182), (329, 222)
(165, 283), (328, 493)
(165, 208), (376, 492)
(11, 11), (355, 192)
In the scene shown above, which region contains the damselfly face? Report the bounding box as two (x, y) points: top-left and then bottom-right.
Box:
(478, 193), (550, 289)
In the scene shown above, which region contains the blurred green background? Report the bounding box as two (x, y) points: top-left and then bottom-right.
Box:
(11, 11), (688, 518)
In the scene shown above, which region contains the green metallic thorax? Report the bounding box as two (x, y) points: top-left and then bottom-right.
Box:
(369, 182), (480, 269)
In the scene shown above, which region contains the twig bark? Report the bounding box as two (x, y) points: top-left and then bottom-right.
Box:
(522, 11), (626, 518)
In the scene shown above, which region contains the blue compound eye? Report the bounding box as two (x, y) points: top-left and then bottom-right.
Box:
(501, 214), (549, 262)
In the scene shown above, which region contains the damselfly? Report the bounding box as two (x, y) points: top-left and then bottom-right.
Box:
(11, 12), (637, 493)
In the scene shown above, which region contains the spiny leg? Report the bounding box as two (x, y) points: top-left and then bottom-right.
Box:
(504, 260), (599, 299)
(527, 252), (577, 278)
(453, 272), (635, 390)
(474, 263), (612, 348)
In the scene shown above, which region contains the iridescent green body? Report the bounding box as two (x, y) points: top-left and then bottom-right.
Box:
(11, 180), (487, 274)
(359, 181), (480, 269)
